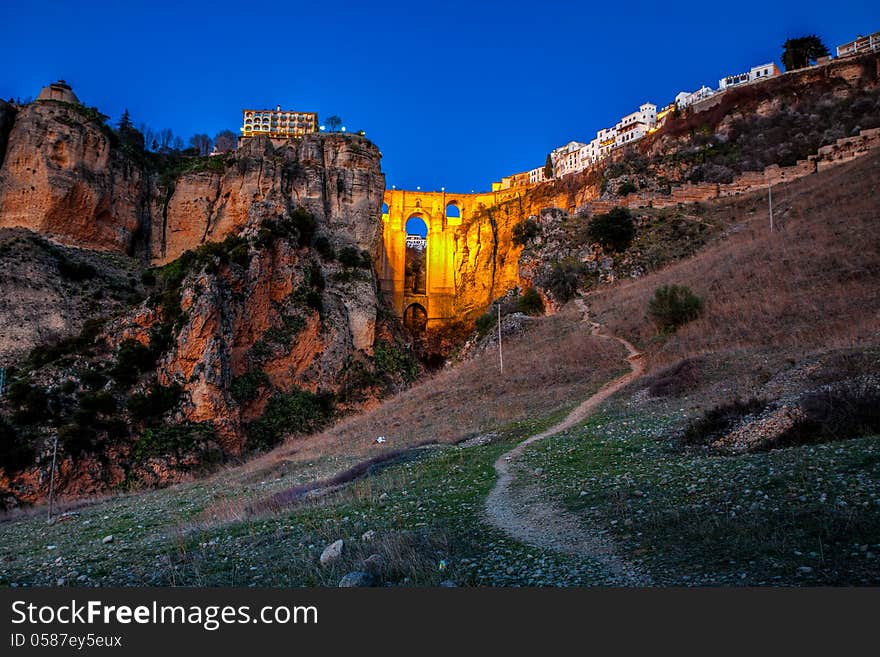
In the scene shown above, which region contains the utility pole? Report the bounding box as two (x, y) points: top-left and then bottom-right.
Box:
(768, 181), (774, 232)
(47, 435), (58, 524)
(497, 302), (504, 375)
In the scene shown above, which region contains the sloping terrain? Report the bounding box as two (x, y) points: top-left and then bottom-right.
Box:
(2, 146), (877, 586)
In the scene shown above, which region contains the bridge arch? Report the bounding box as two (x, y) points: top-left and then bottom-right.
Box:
(403, 303), (428, 333)
(379, 187), (527, 330)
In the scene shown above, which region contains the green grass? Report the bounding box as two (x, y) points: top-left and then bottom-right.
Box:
(0, 414), (609, 587)
(519, 407), (880, 585)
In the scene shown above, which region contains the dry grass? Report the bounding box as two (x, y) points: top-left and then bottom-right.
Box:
(588, 150), (880, 369)
(227, 304), (625, 485)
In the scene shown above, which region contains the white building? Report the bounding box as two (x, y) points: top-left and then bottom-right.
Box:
(837, 32), (880, 57)
(719, 62), (780, 90)
(675, 86), (715, 109)
(551, 141), (588, 178)
(614, 102), (657, 147)
(528, 166), (548, 184)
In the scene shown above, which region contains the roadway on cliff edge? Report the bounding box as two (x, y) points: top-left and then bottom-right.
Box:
(483, 299), (652, 586)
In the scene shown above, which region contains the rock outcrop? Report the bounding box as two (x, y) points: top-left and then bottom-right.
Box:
(0, 100), (148, 254)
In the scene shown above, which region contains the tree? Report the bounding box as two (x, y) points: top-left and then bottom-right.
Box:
(213, 129), (237, 153)
(189, 133), (212, 155)
(588, 207), (636, 252)
(325, 115), (342, 132)
(172, 135), (184, 152)
(543, 153), (554, 180)
(648, 285), (703, 332)
(782, 35), (830, 71)
(116, 109), (144, 150)
(158, 128), (174, 152)
(117, 109), (133, 132)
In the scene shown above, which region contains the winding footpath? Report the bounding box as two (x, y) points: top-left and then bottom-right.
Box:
(484, 301), (652, 585)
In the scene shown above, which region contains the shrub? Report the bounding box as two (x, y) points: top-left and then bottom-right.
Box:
(126, 383), (182, 423)
(338, 246), (369, 269)
(774, 382), (880, 448)
(373, 341), (419, 382)
(56, 257), (97, 281)
(246, 388), (334, 450)
(78, 391), (117, 415)
(512, 218), (540, 247)
(648, 284), (703, 332)
(680, 398), (767, 446)
(140, 269), (157, 286)
(475, 311), (495, 337)
(538, 258), (587, 303)
(588, 207), (636, 252)
(647, 357), (702, 397)
(109, 339), (155, 386)
(314, 236), (335, 260)
(231, 371), (271, 404)
(517, 287), (544, 315)
(617, 181), (637, 196)
(0, 416), (34, 473)
(10, 385), (48, 425)
(59, 423), (101, 456)
(132, 421), (217, 462)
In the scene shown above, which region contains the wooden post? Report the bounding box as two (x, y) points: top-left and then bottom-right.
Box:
(497, 302), (504, 375)
(47, 435), (58, 523)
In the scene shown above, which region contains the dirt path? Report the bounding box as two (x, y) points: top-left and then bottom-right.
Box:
(484, 301), (651, 585)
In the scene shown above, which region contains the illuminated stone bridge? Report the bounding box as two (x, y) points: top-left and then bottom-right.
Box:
(377, 187), (524, 331)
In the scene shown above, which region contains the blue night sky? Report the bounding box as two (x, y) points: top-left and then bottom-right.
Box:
(1, 1), (878, 192)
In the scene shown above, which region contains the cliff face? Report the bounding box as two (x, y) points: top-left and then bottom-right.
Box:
(152, 134), (384, 264)
(0, 100), (148, 254)
(0, 104), (397, 507)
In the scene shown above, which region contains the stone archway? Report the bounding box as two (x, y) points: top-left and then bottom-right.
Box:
(403, 303), (428, 333)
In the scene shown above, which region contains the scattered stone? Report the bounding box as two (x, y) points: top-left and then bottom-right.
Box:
(56, 578), (65, 586)
(363, 554), (384, 571)
(102, 535), (114, 544)
(338, 571), (375, 587)
(534, 468), (544, 476)
(46, 545), (57, 551)
(361, 530), (376, 542)
(439, 580), (457, 587)
(320, 539), (344, 566)
(798, 566), (813, 574)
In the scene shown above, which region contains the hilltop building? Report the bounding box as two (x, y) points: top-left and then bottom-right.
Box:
(675, 86), (715, 109)
(36, 80), (79, 104)
(837, 31), (880, 57)
(614, 102), (657, 147)
(719, 62), (780, 90)
(240, 105), (318, 144)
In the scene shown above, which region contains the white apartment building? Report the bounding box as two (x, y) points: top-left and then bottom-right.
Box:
(551, 141), (588, 177)
(837, 31), (880, 57)
(719, 62), (780, 90)
(675, 86), (715, 109)
(528, 166), (547, 184)
(614, 102), (657, 147)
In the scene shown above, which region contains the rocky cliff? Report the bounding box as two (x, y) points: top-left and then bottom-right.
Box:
(0, 99), (408, 507)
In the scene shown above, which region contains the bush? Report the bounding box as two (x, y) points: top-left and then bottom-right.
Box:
(126, 383), (182, 423)
(56, 257), (97, 281)
(338, 246), (369, 269)
(648, 284), (703, 332)
(517, 287), (544, 315)
(313, 236), (335, 260)
(475, 311), (496, 337)
(10, 385), (48, 425)
(59, 423), (101, 456)
(588, 207), (635, 252)
(512, 218), (540, 247)
(246, 388), (334, 450)
(775, 382), (880, 448)
(617, 181), (637, 196)
(680, 398), (767, 446)
(373, 341), (419, 382)
(231, 371), (271, 404)
(109, 339), (156, 386)
(0, 416), (34, 473)
(539, 258), (587, 303)
(132, 421), (217, 462)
